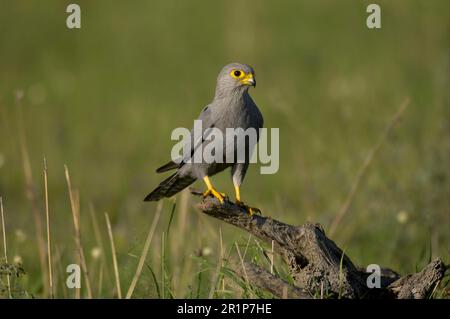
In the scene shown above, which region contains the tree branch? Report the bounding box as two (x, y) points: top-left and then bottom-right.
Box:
(195, 195), (447, 299)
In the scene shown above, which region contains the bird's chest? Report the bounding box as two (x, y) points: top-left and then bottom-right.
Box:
(217, 103), (253, 130)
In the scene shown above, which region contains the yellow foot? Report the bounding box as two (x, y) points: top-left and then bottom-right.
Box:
(203, 188), (226, 203)
(236, 200), (261, 215)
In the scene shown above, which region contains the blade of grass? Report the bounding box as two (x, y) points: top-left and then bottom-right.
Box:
(89, 203), (111, 296)
(172, 191), (189, 296)
(208, 226), (227, 299)
(270, 240), (274, 275)
(234, 242), (249, 285)
(242, 234), (252, 260)
(195, 261), (203, 299)
(126, 201), (162, 299)
(0, 197), (12, 298)
(208, 258), (222, 299)
(43, 157), (54, 298)
(146, 263), (161, 298)
(166, 202), (176, 237)
(172, 192), (191, 297)
(338, 248), (346, 299)
(105, 212), (122, 299)
(98, 263), (104, 297)
(320, 281), (324, 299)
(220, 227), (225, 293)
(253, 239), (274, 274)
(64, 165), (93, 298)
(161, 231), (165, 299)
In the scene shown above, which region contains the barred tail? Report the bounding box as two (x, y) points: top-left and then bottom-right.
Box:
(144, 173), (196, 201)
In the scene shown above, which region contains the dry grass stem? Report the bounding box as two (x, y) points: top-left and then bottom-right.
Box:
(43, 157), (54, 298)
(0, 197), (12, 298)
(105, 212), (122, 299)
(126, 201), (162, 299)
(64, 165), (93, 298)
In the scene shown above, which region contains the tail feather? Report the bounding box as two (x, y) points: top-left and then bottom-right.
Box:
(144, 172), (196, 201)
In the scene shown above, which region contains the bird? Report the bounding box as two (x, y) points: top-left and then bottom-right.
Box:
(144, 63), (263, 214)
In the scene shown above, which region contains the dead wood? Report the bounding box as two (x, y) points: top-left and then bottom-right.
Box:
(195, 195), (447, 299)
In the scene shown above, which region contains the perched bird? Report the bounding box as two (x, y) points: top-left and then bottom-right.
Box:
(144, 63), (263, 214)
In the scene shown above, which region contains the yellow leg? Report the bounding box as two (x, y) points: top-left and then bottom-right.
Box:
(234, 184), (241, 203)
(233, 183), (261, 215)
(203, 176), (225, 203)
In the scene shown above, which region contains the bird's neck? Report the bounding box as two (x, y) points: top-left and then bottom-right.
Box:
(214, 85), (249, 101)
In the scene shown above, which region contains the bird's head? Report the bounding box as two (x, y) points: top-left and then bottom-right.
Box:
(215, 63), (256, 98)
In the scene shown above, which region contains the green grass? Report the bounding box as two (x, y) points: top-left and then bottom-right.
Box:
(0, 0), (449, 298)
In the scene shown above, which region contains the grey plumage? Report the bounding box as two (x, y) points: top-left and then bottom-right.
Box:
(145, 63), (263, 202)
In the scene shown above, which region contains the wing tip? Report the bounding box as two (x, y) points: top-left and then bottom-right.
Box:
(143, 191), (159, 202)
(155, 160), (179, 173)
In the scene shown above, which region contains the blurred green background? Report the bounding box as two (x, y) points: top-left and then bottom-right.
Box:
(0, 0), (448, 298)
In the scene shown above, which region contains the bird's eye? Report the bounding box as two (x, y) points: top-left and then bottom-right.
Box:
(230, 69), (245, 79)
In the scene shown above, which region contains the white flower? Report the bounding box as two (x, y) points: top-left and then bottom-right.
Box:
(202, 247), (212, 256)
(396, 211), (409, 224)
(13, 255), (23, 264)
(91, 247), (102, 259)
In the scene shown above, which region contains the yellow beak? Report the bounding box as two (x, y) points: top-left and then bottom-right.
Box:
(240, 73), (256, 87)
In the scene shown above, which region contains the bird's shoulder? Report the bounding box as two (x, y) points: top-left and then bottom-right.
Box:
(245, 94), (264, 128)
(198, 104), (212, 120)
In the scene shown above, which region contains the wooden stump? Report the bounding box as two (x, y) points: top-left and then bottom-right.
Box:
(196, 196), (447, 299)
